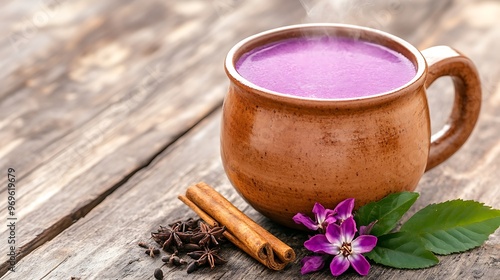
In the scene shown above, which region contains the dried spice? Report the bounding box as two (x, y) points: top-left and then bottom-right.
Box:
(169, 217), (199, 232)
(153, 268), (163, 280)
(179, 182), (295, 270)
(138, 242), (160, 258)
(192, 222), (226, 247)
(138, 217), (228, 275)
(187, 246), (227, 272)
(151, 225), (188, 253)
(182, 243), (202, 252)
(186, 261), (199, 274)
(146, 248), (160, 257)
(161, 252), (187, 267)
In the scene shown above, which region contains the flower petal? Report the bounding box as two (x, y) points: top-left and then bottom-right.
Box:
(333, 198), (354, 221)
(304, 234), (340, 255)
(325, 223), (343, 246)
(359, 220), (377, 235)
(352, 235), (377, 253)
(359, 225), (369, 236)
(300, 255), (326, 274)
(312, 202), (336, 228)
(324, 215), (337, 225)
(330, 255), (350, 276)
(340, 217), (357, 243)
(312, 202), (327, 221)
(293, 213), (318, 231)
(348, 253), (371, 276)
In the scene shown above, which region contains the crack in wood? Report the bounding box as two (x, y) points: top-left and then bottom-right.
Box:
(0, 101), (222, 277)
(39, 255), (70, 280)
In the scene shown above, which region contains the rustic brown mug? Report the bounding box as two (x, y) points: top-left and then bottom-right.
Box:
(221, 24), (481, 229)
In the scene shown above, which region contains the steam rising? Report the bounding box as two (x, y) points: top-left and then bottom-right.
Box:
(299, 0), (404, 32)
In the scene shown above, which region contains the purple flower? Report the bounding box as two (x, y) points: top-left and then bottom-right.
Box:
(293, 202), (336, 232)
(304, 217), (377, 276)
(300, 255), (328, 274)
(332, 198), (354, 223)
(359, 220), (378, 235)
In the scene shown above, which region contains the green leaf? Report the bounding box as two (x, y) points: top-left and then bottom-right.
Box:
(355, 192), (419, 236)
(400, 200), (500, 255)
(365, 232), (439, 269)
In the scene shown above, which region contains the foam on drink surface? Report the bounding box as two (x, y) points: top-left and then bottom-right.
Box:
(236, 37), (416, 99)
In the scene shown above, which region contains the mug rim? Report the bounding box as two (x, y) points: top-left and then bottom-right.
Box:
(224, 23), (427, 106)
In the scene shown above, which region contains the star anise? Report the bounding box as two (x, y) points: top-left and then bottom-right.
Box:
(151, 224), (191, 252)
(191, 223), (226, 247)
(187, 246), (226, 271)
(140, 217), (229, 274)
(168, 217), (200, 232)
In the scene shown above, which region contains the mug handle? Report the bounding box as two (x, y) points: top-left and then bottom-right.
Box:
(421, 46), (481, 171)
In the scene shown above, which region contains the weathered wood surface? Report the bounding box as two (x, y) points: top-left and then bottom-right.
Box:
(1, 0), (499, 279)
(0, 0), (306, 275)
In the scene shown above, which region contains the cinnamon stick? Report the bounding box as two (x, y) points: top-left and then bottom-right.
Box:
(178, 182), (295, 270)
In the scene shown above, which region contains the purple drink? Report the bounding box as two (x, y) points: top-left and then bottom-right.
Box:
(236, 37), (416, 99)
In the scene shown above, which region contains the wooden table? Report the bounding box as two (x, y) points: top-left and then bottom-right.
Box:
(1, 0), (499, 279)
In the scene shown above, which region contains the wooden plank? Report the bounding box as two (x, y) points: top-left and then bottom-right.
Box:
(4, 110), (272, 280)
(416, 0), (500, 201)
(0, 0), (307, 274)
(4, 0), (499, 279)
(7, 0), (500, 277)
(0, 0), (225, 180)
(6, 101), (499, 279)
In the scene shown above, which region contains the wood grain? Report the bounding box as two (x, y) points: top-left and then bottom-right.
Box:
(6, 108), (499, 279)
(1, 0), (499, 279)
(0, 0), (306, 275)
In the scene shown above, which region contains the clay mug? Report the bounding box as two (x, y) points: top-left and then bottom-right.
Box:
(221, 24), (481, 229)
